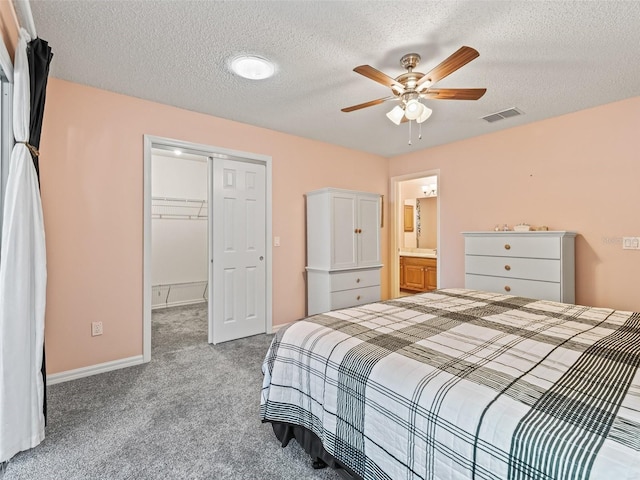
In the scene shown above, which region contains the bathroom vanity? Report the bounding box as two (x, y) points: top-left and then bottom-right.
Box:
(399, 250), (437, 292)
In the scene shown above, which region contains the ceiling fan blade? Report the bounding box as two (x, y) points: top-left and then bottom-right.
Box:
(416, 46), (480, 89)
(354, 65), (405, 91)
(341, 96), (395, 112)
(421, 88), (487, 100)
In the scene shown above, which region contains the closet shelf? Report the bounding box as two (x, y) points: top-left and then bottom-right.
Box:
(152, 196), (207, 220)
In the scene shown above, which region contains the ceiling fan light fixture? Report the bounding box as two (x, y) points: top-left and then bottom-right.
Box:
(386, 105), (405, 125)
(416, 105), (433, 124)
(404, 99), (424, 120)
(341, 46), (485, 141)
(417, 79), (432, 91)
(230, 55), (275, 80)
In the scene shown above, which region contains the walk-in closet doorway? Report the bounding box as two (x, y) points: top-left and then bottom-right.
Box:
(150, 147), (210, 355)
(143, 136), (273, 363)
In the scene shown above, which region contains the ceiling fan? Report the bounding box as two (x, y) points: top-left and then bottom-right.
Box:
(342, 46), (486, 126)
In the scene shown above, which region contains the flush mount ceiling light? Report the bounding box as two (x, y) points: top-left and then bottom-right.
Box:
(230, 55), (275, 80)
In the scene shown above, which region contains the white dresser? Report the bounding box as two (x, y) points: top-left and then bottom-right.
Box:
(306, 188), (382, 315)
(463, 231), (576, 303)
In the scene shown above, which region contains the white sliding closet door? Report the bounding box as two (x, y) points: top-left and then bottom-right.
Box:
(209, 159), (266, 344)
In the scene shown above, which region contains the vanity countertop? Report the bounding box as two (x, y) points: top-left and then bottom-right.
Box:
(400, 249), (437, 259)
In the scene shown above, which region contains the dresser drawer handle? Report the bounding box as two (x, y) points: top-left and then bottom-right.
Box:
(357, 295), (361, 300)
(504, 286), (511, 292)
(504, 244), (511, 250)
(356, 278), (361, 283)
(504, 265), (511, 271)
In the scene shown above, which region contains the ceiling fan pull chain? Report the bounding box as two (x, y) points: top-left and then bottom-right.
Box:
(408, 119), (412, 146)
(418, 121), (423, 140)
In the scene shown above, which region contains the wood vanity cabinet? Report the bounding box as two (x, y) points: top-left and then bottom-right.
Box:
(399, 256), (437, 292)
(425, 262), (437, 291)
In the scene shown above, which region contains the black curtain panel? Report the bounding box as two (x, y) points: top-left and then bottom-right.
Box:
(27, 37), (53, 180)
(26, 37), (53, 422)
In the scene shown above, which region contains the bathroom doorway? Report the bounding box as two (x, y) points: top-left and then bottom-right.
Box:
(390, 170), (440, 298)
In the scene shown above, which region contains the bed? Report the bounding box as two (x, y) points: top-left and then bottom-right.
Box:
(260, 289), (640, 480)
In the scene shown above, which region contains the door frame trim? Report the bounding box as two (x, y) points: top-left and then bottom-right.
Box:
(389, 169), (440, 298)
(143, 135), (273, 362)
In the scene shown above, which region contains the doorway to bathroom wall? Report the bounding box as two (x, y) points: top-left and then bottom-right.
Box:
(390, 170), (440, 298)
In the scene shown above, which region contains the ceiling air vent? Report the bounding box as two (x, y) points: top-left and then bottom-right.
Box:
(482, 107), (524, 123)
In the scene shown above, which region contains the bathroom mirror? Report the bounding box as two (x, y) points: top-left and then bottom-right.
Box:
(416, 197), (437, 249)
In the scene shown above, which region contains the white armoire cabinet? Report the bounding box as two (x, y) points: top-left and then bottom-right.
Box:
(463, 231), (576, 303)
(306, 188), (382, 315)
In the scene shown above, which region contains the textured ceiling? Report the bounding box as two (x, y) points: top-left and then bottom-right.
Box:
(31, 0), (640, 158)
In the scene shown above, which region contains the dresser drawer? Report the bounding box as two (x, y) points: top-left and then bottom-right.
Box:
(330, 269), (380, 292)
(465, 235), (560, 259)
(331, 285), (380, 309)
(465, 256), (561, 282)
(465, 274), (561, 302)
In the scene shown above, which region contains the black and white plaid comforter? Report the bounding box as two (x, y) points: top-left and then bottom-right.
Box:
(260, 289), (640, 480)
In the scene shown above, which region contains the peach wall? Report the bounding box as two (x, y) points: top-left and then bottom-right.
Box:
(40, 78), (389, 374)
(0, 0), (18, 60)
(389, 97), (640, 312)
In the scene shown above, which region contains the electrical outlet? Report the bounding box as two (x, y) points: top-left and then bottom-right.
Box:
(622, 237), (640, 250)
(91, 321), (103, 336)
(274, 236), (280, 247)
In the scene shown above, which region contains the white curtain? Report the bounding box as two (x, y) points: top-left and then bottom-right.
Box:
(0, 34), (13, 242)
(0, 28), (47, 463)
(0, 35), (13, 82)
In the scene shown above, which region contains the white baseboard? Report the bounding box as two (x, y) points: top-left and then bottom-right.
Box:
(47, 355), (145, 385)
(152, 299), (206, 310)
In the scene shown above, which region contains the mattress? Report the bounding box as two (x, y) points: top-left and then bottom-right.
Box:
(260, 289), (640, 480)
